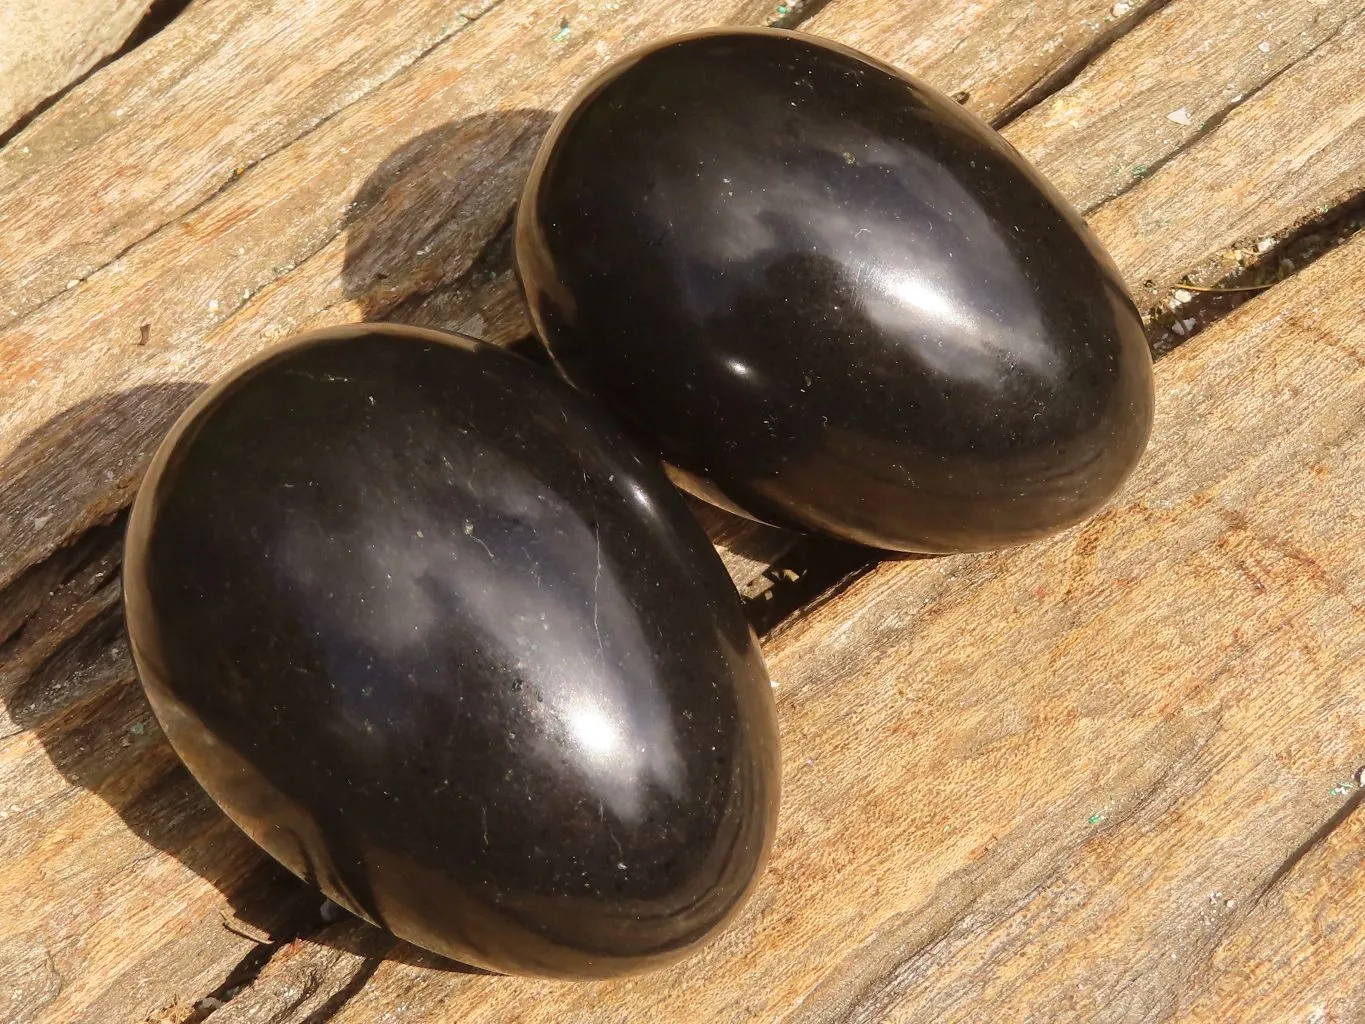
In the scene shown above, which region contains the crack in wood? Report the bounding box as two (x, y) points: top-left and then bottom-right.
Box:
(1149, 188), (1365, 355)
(991, 0), (1174, 129)
(0, 0), (195, 151)
(179, 939), (290, 1024)
(0, 515), (126, 728)
(1083, 13), (1359, 220)
(294, 957), (381, 1024)
(0, 0), (508, 335)
(746, 541), (874, 638)
(1256, 787), (1365, 906)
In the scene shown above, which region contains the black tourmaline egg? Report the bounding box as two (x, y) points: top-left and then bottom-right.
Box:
(123, 325), (779, 978)
(517, 28), (1154, 553)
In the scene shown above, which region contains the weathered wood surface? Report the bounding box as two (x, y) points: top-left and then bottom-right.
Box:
(7, 0), (1364, 604)
(1047, 2), (1365, 303)
(803, 0), (1168, 126)
(178, 202), (1365, 1024)
(0, 0), (154, 137)
(1184, 801), (1365, 1023)
(1006, 0), (1363, 216)
(0, 0), (1363, 1020)
(0, 0), (498, 325)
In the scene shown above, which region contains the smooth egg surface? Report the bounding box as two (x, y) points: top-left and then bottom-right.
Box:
(123, 325), (779, 978)
(517, 28), (1154, 552)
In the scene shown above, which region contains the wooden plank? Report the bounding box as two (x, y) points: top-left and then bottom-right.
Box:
(1082, 8), (1365, 302)
(0, 0), (153, 137)
(802, 0), (1168, 126)
(0, 0), (499, 326)
(193, 210), (1365, 1024)
(0, 0), (1361, 1020)
(1004, 0), (1365, 216)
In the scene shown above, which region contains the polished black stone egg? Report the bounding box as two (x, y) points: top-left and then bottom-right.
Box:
(123, 325), (779, 978)
(517, 28), (1155, 553)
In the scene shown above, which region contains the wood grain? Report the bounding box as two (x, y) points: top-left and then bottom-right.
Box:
(1, 0), (1363, 1020)
(1183, 797), (1365, 1022)
(208, 196), (1365, 1024)
(1083, 8), (1365, 302)
(0, 0), (500, 326)
(1005, 0), (1365, 216)
(802, 0), (1169, 126)
(0, 0), (153, 138)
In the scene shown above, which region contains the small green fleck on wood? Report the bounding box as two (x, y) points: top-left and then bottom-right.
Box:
(1330, 782), (1354, 797)
(552, 19), (571, 42)
(776, 2), (791, 15)
(1088, 810), (1107, 826)
(1132, 165), (1150, 179)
